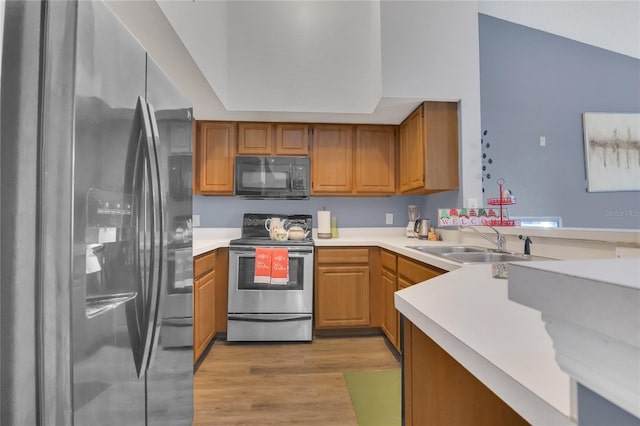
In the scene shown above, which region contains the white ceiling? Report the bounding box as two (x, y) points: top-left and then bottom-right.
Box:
(108, 0), (639, 123)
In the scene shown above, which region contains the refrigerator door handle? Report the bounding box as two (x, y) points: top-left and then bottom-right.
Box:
(133, 96), (163, 378)
(143, 100), (167, 371)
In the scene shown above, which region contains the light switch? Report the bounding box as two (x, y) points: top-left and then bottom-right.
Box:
(540, 136), (546, 147)
(192, 214), (200, 227)
(385, 213), (393, 225)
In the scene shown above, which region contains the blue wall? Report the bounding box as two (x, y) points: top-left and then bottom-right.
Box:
(577, 383), (639, 426)
(479, 14), (640, 229)
(194, 194), (425, 228)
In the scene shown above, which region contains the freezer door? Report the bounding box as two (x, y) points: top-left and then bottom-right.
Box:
(73, 1), (149, 424)
(145, 56), (194, 426)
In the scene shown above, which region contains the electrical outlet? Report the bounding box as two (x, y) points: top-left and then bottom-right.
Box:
(540, 136), (546, 147)
(467, 198), (478, 208)
(192, 214), (200, 227)
(385, 213), (393, 225)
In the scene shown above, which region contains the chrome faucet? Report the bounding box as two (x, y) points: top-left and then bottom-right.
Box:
(460, 226), (507, 252)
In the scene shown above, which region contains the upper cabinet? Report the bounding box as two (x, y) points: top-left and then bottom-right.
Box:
(195, 121), (235, 195)
(194, 101), (458, 197)
(355, 125), (396, 194)
(311, 124), (396, 196)
(311, 124), (354, 194)
(236, 122), (310, 156)
(399, 101), (459, 194)
(275, 124), (310, 156)
(237, 122), (273, 155)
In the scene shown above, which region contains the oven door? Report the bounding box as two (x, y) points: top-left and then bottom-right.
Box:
(228, 246), (313, 314)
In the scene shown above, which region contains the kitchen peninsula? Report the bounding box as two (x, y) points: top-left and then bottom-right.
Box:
(194, 226), (640, 425)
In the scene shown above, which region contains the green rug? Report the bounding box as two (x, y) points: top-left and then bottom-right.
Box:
(344, 369), (401, 426)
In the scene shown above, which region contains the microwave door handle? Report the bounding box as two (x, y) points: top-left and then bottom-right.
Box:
(288, 164), (293, 191)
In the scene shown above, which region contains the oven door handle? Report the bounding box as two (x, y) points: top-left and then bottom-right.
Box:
(230, 248), (313, 255)
(228, 314), (312, 323)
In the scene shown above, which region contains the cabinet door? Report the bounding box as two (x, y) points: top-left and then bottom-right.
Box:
(399, 105), (425, 193)
(197, 121), (235, 194)
(355, 125), (396, 194)
(398, 276), (413, 291)
(423, 102), (459, 191)
(275, 123), (309, 155)
(381, 268), (399, 350)
(237, 122), (273, 155)
(194, 270), (215, 362)
(311, 124), (353, 194)
(399, 102), (459, 194)
(398, 256), (444, 285)
(315, 265), (369, 328)
(214, 248), (229, 334)
(403, 319), (528, 426)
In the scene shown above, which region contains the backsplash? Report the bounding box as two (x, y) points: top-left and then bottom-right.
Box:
(193, 195), (425, 228)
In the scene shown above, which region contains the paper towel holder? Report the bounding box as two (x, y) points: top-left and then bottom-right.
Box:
(317, 210), (332, 239)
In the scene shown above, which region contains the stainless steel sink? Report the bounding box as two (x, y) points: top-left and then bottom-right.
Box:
(407, 245), (487, 255)
(442, 251), (545, 264)
(407, 245), (550, 264)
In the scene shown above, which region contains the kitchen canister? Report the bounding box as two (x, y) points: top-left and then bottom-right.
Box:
(317, 210), (332, 239)
(331, 216), (339, 238)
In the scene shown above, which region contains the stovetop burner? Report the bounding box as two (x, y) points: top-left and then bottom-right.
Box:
(230, 213), (314, 247)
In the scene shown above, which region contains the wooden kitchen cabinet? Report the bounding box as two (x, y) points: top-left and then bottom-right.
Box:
(380, 251), (444, 352)
(195, 121), (235, 194)
(403, 318), (528, 426)
(397, 256), (444, 288)
(237, 122), (310, 156)
(237, 122), (273, 155)
(315, 247), (370, 328)
(355, 125), (396, 194)
(275, 123), (309, 155)
(380, 249), (399, 350)
(399, 101), (459, 194)
(394, 256), (445, 354)
(311, 124), (354, 194)
(194, 251), (216, 362)
(214, 248), (229, 334)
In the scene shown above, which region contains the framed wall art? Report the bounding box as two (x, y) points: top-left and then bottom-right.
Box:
(583, 112), (640, 192)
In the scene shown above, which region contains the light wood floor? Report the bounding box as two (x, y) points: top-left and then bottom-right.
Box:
(193, 335), (400, 426)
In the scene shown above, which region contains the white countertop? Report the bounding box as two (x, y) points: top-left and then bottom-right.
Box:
(193, 226), (464, 270)
(192, 228), (240, 256)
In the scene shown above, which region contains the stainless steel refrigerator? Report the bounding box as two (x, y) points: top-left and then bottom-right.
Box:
(1, 1), (194, 425)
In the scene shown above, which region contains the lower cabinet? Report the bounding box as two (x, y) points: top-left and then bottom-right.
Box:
(193, 248), (229, 364)
(315, 247), (371, 328)
(214, 248), (229, 334)
(194, 269), (215, 362)
(380, 249), (399, 350)
(380, 251), (445, 353)
(403, 318), (528, 426)
(314, 245), (446, 351)
(397, 256), (444, 287)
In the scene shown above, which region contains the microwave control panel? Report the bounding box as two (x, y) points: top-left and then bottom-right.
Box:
(291, 165), (308, 190)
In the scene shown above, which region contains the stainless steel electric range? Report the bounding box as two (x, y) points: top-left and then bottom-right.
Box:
(227, 213), (314, 341)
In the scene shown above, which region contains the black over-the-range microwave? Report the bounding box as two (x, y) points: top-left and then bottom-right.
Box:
(234, 156), (310, 199)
